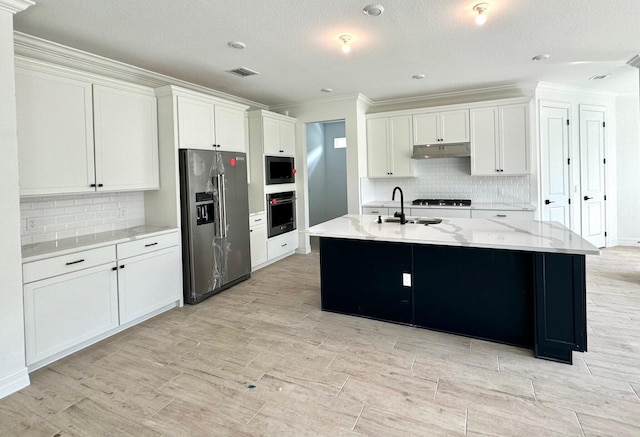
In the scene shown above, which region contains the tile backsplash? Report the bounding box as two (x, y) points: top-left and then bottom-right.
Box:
(20, 192), (145, 246)
(369, 158), (531, 203)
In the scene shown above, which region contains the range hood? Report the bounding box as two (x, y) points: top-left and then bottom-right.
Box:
(411, 143), (470, 159)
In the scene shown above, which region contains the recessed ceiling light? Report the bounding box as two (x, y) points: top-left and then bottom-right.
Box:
(589, 74), (611, 81)
(227, 41), (246, 49)
(363, 4), (384, 16)
(412, 74), (425, 80)
(321, 88), (333, 93)
(532, 54), (550, 61)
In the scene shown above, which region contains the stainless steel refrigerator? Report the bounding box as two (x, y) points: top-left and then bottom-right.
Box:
(179, 149), (251, 304)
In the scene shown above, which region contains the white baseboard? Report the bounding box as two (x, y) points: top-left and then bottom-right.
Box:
(614, 238), (640, 247)
(0, 367), (30, 400)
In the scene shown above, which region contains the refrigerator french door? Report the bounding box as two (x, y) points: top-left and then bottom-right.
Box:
(179, 149), (251, 304)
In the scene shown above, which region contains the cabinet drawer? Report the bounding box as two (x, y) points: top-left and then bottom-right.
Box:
(267, 231), (299, 260)
(23, 246), (116, 284)
(362, 207), (388, 215)
(409, 208), (471, 219)
(250, 212), (267, 227)
(117, 231), (180, 259)
(471, 210), (534, 220)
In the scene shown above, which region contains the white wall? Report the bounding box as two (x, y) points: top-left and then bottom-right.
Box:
(615, 93), (640, 245)
(273, 95), (371, 252)
(0, 3), (31, 399)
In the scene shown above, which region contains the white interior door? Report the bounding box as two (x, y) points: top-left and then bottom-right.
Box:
(579, 106), (606, 248)
(539, 104), (571, 227)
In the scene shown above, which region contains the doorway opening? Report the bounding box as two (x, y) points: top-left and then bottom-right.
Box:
(306, 120), (347, 228)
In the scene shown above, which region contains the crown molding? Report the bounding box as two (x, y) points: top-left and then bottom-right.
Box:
(536, 81), (619, 97)
(627, 55), (640, 69)
(0, 0), (34, 14)
(269, 93), (366, 111)
(13, 31), (268, 109)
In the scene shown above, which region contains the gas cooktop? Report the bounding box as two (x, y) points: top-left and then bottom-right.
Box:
(412, 199), (472, 206)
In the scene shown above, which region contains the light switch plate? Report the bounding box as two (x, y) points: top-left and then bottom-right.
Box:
(402, 273), (411, 287)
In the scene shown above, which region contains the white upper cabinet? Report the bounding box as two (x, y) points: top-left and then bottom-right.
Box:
(177, 94), (246, 153)
(15, 61), (160, 195)
(93, 84), (159, 191)
(261, 113), (296, 155)
(176, 95), (216, 150)
(413, 109), (469, 145)
(16, 68), (96, 195)
(367, 115), (413, 178)
(471, 103), (529, 175)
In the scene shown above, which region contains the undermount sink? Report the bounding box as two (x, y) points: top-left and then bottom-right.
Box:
(378, 217), (442, 225)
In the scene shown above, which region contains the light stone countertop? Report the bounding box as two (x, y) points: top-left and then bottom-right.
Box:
(22, 226), (179, 262)
(305, 214), (599, 256)
(363, 201), (536, 211)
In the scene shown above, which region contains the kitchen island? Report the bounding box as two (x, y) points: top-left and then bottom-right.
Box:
(306, 214), (600, 364)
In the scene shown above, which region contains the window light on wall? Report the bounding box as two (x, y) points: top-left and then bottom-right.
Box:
(334, 137), (347, 149)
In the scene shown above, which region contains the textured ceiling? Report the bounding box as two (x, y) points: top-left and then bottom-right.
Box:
(13, 0), (640, 107)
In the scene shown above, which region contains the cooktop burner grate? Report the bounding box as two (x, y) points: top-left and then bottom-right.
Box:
(412, 199), (472, 206)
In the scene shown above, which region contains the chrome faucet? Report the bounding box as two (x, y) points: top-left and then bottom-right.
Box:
(392, 186), (406, 225)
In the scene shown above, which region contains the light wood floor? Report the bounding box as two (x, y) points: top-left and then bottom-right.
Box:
(1, 247), (640, 436)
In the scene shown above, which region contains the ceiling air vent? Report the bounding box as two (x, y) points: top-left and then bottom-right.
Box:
(227, 67), (260, 77)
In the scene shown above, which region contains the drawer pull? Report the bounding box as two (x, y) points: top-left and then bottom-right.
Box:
(281, 243), (287, 247)
(254, 218), (262, 222)
(120, 265), (125, 269)
(371, 210), (379, 214)
(112, 266), (118, 271)
(144, 242), (158, 247)
(496, 214), (507, 218)
(65, 259), (85, 266)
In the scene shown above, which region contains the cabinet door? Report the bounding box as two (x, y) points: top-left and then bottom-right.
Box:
(413, 113), (439, 145)
(440, 110), (470, 143)
(117, 246), (182, 325)
(24, 263), (119, 366)
(15, 68), (95, 195)
(250, 224), (268, 268)
(499, 104), (529, 175)
(367, 118), (390, 177)
(262, 117), (282, 155)
(470, 107), (500, 175)
(319, 238), (413, 324)
(279, 121), (296, 155)
(389, 116), (413, 177)
(177, 95), (216, 150)
(215, 105), (246, 152)
(93, 85), (159, 191)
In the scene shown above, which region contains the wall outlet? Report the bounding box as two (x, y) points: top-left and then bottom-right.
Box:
(119, 207), (127, 218)
(26, 217), (37, 230)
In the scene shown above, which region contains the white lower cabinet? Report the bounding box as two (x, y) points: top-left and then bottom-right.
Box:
(249, 212), (268, 269)
(267, 231), (299, 260)
(409, 208), (471, 218)
(117, 246), (182, 325)
(362, 207), (389, 215)
(23, 230), (182, 369)
(23, 258), (119, 366)
(470, 209), (534, 220)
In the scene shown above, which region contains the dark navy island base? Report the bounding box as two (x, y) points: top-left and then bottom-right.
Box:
(319, 238), (587, 364)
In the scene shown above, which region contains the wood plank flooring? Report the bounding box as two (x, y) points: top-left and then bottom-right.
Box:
(1, 246), (639, 436)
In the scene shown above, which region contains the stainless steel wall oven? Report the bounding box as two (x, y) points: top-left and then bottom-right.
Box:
(267, 191), (296, 237)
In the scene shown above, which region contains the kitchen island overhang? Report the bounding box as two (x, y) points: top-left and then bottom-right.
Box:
(306, 214), (600, 364)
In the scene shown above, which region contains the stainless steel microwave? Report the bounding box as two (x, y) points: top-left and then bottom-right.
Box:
(265, 156), (295, 185)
